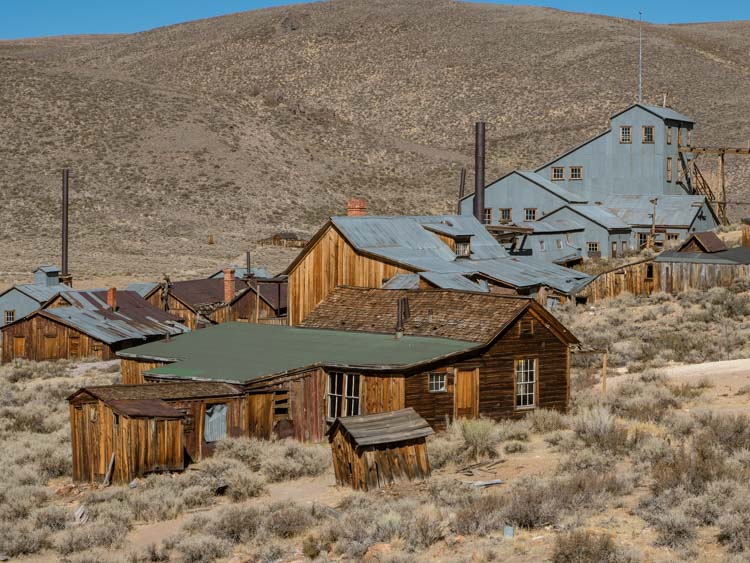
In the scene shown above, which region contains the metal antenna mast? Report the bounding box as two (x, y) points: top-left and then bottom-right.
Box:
(638, 11), (643, 103)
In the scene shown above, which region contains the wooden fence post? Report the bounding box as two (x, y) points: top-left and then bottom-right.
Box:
(602, 351), (608, 395)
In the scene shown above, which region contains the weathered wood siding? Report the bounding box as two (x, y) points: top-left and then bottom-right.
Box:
(169, 396), (247, 460)
(121, 358), (168, 384)
(288, 225), (412, 325)
(209, 290), (277, 324)
(163, 295), (200, 330)
(329, 430), (431, 491)
(579, 259), (750, 302)
(70, 400), (183, 484)
(247, 393), (274, 439)
(405, 309), (569, 429)
(2, 315), (115, 364)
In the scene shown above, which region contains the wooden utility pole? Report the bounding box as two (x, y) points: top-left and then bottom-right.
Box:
(601, 351), (608, 395)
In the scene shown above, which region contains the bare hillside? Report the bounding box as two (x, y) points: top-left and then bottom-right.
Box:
(1, 0), (749, 284)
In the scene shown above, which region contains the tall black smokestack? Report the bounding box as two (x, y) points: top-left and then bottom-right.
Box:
(472, 122), (486, 223)
(62, 169), (69, 278)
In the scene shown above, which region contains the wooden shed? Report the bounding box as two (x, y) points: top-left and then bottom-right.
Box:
(327, 408), (434, 491)
(68, 381), (247, 483)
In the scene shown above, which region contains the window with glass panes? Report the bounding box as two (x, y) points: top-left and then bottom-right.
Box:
(551, 167), (565, 181)
(499, 208), (512, 223)
(620, 126), (632, 143)
(428, 373), (446, 392)
(515, 358), (536, 409)
(524, 208), (537, 221)
(587, 241), (600, 254)
(482, 208), (492, 225)
(327, 372), (361, 418)
(4, 310), (15, 325)
(642, 125), (654, 143)
(569, 166), (583, 180)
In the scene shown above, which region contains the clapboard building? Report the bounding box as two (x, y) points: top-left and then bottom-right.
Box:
(118, 288), (579, 440)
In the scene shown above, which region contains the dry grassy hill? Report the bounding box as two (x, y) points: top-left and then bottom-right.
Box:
(1, 0), (750, 284)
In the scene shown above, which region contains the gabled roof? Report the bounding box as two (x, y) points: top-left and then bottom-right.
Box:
(542, 205), (631, 232)
(381, 274), (421, 290)
(655, 247), (750, 265)
(34, 265), (60, 274)
(516, 219), (586, 234)
(677, 231), (727, 253)
(118, 322), (480, 384)
(534, 129), (611, 172)
(610, 103), (694, 125)
(7, 283), (73, 303)
(326, 408), (434, 446)
(126, 282), (160, 298)
(169, 278), (248, 311)
(208, 266), (272, 280)
(602, 195), (713, 228)
(285, 215), (591, 295)
(460, 170), (588, 204)
(301, 287), (578, 345)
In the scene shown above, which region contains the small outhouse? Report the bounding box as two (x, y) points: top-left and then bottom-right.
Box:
(327, 408), (434, 491)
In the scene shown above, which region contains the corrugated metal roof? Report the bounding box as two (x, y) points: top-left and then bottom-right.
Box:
(118, 322), (479, 383)
(515, 171), (588, 203)
(419, 272), (486, 292)
(655, 247), (750, 265)
(381, 274), (421, 290)
(556, 205), (631, 231)
(516, 220), (585, 233)
(14, 283), (75, 303)
(126, 282), (159, 297)
(329, 215), (589, 294)
(34, 265), (60, 274)
(602, 195), (708, 227)
(639, 104), (694, 124)
(326, 408), (433, 446)
(209, 266), (272, 279)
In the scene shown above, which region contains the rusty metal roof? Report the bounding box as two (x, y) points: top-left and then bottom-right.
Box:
(170, 278), (247, 309)
(677, 232), (727, 253)
(326, 408), (433, 446)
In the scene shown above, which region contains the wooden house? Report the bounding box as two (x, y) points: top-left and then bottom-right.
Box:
(327, 408), (433, 491)
(1, 289), (187, 363)
(143, 270), (286, 330)
(577, 232), (750, 302)
(68, 381), (247, 483)
(118, 288), (579, 440)
(283, 211), (591, 325)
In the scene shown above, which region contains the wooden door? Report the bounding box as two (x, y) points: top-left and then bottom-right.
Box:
(611, 241), (617, 258)
(69, 336), (80, 358)
(454, 369), (479, 419)
(13, 336), (25, 358)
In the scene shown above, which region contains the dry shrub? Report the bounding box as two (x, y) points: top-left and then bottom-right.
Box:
(503, 476), (558, 528)
(426, 433), (465, 469)
(264, 502), (318, 538)
(226, 469), (266, 501)
(56, 520), (129, 554)
(652, 508), (696, 548)
(452, 492), (506, 535)
(0, 522), (50, 557)
(526, 408), (569, 433)
(214, 436), (264, 469)
(693, 412), (750, 454)
(427, 478), (478, 508)
(261, 441), (330, 482)
(504, 441), (527, 454)
(553, 529), (637, 563)
(459, 418), (500, 460)
(680, 479), (742, 525)
(403, 506), (444, 550)
(718, 494), (750, 554)
(0, 485), (51, 521)
(651, 440), (730, 495)
(209, 505), (262, 544)
(496, 419), (531, 442)
(128, 543), (170, 562)
(174, 534), (232, 563)
(0, 359), (70, 383)
(33, 505), (70, 531)
(573, 406), (628, 453)
(558, 447), (613, 473)
(251, 541), (286, 563)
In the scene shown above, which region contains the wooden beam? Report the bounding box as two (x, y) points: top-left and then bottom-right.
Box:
(679, 146), (750, 155)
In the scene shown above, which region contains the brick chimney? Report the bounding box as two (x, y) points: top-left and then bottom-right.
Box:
(742, 218), (750, 247)
(346, 198), (367, 216)
(224, 268), (236, 304)
(107, 287), (117, 311)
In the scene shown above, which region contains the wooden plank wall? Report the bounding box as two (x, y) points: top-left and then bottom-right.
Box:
(209, 290), (276, 324)
(2, 315), (115, 364)
(121, 359), (168, 384)
(405, 309), (569, 427)
(362, 375), (406, 414)
(288, 225), (411, 325)
(329, 430), (431, 491)
(580, 260), (750, 302)
(247, 394), (274, 439)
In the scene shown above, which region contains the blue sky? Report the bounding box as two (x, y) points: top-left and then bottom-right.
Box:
(1, 1), (748, 40)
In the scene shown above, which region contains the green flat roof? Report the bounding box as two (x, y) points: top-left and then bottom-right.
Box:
(119, 322), (478, 384)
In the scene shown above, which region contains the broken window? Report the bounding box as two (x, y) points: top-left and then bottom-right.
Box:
(428, 373), (447, 393)
(519, 319), (534, 337)
(455, 240), (471, 258)
(646, 264), (655, 280)
(204, 403), (228, 443)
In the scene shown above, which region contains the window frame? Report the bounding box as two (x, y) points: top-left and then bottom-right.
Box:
(666, 157), (673, 182)
(556, 239), (563, 250)
(524, 208), (537, 221)
(666, 233), (680, 241)
(666, 126), (673, 145)
(621, 240), (628, 254)
(587, 241), (600, 254)
(4, 310), (15, 325)
(642, 125), (655, 144)
(499, 208), (512, 223)
(482, 208), (492, 225)
(327, 371), (361, 419)
(518, 319), (534, 338)
(551, 167), (565, 181)
(569, 166), (583, 181)
(638, 232), (649, 249)
(514, 357), (538, 411)
(539, 239), (546, 252)
(203, 402), (228, 443)
(619, 125), (632, 144)
(455, 239), (471, 258)
(428, 373), (447, 393)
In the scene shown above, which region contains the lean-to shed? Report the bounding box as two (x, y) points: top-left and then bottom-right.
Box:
(68, 381), (246, 483)
(327, 408), (434, 491)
